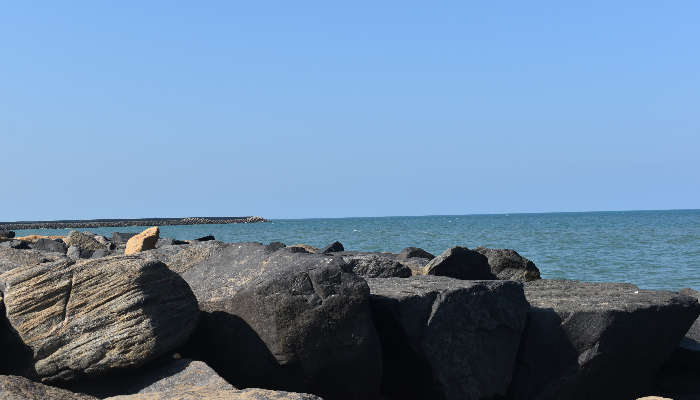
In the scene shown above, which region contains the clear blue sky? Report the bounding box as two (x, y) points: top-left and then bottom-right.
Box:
(2, 1), (698, 220)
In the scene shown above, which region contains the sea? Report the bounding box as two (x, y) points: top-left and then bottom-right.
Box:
(13, 209), (700, 292)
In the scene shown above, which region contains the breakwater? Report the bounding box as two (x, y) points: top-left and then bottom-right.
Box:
(0, 216), (267, 230)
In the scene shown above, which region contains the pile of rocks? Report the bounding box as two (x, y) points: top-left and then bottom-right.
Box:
(0, 228), (698, 400)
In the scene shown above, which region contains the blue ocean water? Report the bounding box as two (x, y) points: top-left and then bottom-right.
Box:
(14, 210), (700, 291)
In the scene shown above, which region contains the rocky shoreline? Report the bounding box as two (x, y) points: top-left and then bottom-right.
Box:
(0, 227), (698, 400)
(0, 216), (267, 230)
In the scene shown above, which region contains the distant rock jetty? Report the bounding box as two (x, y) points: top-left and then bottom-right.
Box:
(0, 216), (267, 230)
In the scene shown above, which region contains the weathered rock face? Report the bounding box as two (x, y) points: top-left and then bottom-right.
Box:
(508, 280), (700, 400)
(32, 238), (68, 254)
(126, 227), (160, 255)
(0, 228), (15, 239)
(398, 247), (435, 261)
(113, 232), (137, 245)
(194, 235), (215, 242)
(423, 246), (496, 280)
(320, 241), (344, 253)
(289, 244), (318, 254)
(0, 240), (30, 250)
(0, 247), (66, 273)
(105, 387), (323, 400)
(65, 231), (105, 252)
(0, 375), (97, 400)
(368, 276), (529, 400)
(0, 255), (199, 382)
(473, 247), (541, 282)
(338, 252), (412, 278)
(162, 243), (382, 399)
(67, 245), (91, 260)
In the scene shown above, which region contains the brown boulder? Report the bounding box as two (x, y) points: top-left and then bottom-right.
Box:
(125, 227), (160, 255)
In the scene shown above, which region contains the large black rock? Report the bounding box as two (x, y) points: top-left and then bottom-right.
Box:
(0, 228), (14, 239)
(112, 232), (136, 245)
(320, 241), (344, 253)
(474, 247), (541, 282)
(31, 238), (68, 254)
(338, 251), (412, 278)
(152, 242), (382, 400)
(508, 280), (700, 400)
(398, 247), (435, 260)
(368, 276), (529, 400)
(423, 246), (496, 280)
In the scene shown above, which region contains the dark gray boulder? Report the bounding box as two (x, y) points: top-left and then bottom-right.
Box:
(67, 245), (93, 260)
(368, 276), (529, 400)
(65, 231), (106, 251)
(338, 252), (412, 278)
(508, 280), (700, 400)
(0, 240), (30, 250)
(265, 242), (286, 253)
(31, 238), (68, 253)
(156, 238), (187, 248)
(0, 247), (66, 273)
(474, 247), (541, 282)
(320, 241), (344, 253)
(112, 232), (136, 245)
(158, 242), (382, 399)
(194, 235), (215, 242)
(398, 247), (435, 260)
(0, 228), (15, 239)
(0, 375), (96, 400)
(90, 248), (111, 258)
(0, 255), (200, 382)
(423, 246), (496, 280)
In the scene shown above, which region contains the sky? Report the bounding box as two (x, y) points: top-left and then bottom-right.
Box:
(1, 1), (698, 220)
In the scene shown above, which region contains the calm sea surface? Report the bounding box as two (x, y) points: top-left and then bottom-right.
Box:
(15, 210), (700, 291)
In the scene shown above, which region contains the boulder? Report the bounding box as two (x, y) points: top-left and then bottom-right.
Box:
(104, 387), (323, 400)
(0, 247), (66, 273)
(423, 246), (496, 280)
(398, 247), (435, 260)
(113, 232), (137, 245)
(320, 241), (344, 253)
(156, 238), (187, 248)
(65, 231), (105, 252)
(163, 242), (382, 399)
(67, 245), (91, 260)
(0, 255), (199, 382)
(339, 252), (412, 278)
(474, 247), (541, 282)
(508, 280), (700, 400)
(290, 244), (318, 253)
(265, 242), (286, 253)
(125, 227), (160, 255)
(90, 248), (111, 258)
(194, 235), (215, 242)
(31, 238), (68, 253)
(0, 240), (30, 250)
(368, 276), (528, 400)
(0, 228), (15, 239)
(0, 375), (96, 400)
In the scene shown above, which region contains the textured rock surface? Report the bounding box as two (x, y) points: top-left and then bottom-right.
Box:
(0, 255), (199, 382)
(368, 276), (528, 400)
(0, 247), (66, 273)
(289, 244), (318, 253)
(0, 228), (15, 238)
(423, 246), (496, 280)
(0, 375), (96, 399)
(126, 227), (160, 255)
(398, 247), (434, 260)
(320, 241), (344, 253)
(165, 243), (382, 399)
(508, 280), (700, 400)
(113, 232), (137, 245)
(65, 231), (105, 251)
(0, 240), (31, 249)
(105, 387), (323, 400)
(474, 247), (541, 282)
(339, 252), (412, 278)
(32, 238), (68, 254)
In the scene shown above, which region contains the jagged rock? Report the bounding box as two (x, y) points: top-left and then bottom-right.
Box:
(368, 276), (528, 400)
(65, 231), (105, 252)
(163, 242), (381, 399)
(105, 387), (323, 400)
(339, 252), (411, 278)
(265, 242), (286, 253)
(194, 235), (215, 242)
(0, 240), (30, 250)
(398, 247), (434, 260)
(0, 247), (66, 273)
(125, 227), (160, 255)
(0, 375), (96, 400)
(508, 280), (700, 400)
(113, 232), (137, 245)
(31, 238), (68, 254)
(156, 238), (187, 248)
(90, 249), (111, 258)
(0, 228), (15, 239)
(423, 246), (496, 280)
(289, 244), (318, 253)
(286, 246), (310, 254)
(320, 241), (344, 253)
(0, 255), (199, 382)
(474, 247), (541, 282)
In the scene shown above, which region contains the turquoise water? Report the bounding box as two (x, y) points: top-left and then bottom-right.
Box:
(15, 210), (700, 291)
